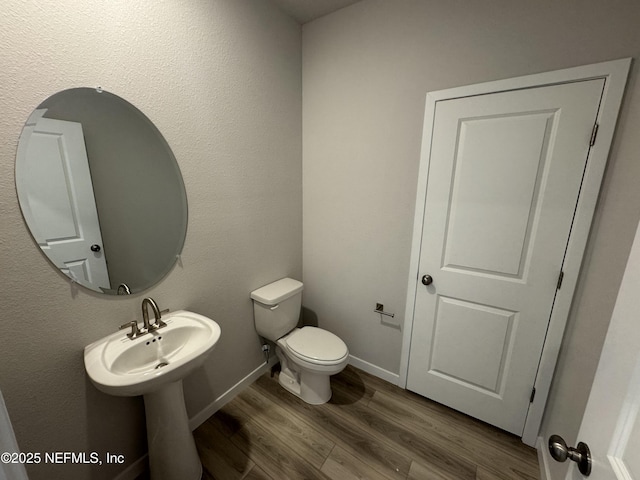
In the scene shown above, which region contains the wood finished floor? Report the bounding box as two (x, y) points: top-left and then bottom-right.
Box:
(194, 365), (539, 480)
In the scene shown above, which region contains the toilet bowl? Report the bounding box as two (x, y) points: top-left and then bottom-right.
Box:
(276, 327), (349, 404)
(251, 278), (349, 404)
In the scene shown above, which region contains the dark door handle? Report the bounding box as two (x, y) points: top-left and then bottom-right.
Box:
(548, 435), (591, 476)
(421, 274), (433, 286)
(90, 244), (101, 252)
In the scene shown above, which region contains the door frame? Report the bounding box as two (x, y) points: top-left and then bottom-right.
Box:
(399, 58), (631, 446)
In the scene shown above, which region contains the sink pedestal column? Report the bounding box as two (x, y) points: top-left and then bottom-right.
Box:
(143, 380), (202, 480)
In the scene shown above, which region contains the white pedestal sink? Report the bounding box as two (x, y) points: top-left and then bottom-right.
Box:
(84, 310), (221, 480)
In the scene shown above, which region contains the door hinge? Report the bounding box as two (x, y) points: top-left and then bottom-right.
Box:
(556, 271), (564, 290)
(589, 123), (599, 147)
(530, 387), (536, 403)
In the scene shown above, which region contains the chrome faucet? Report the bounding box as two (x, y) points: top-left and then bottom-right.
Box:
(119, 298), (168, 340)
(142, 297), (166, 331)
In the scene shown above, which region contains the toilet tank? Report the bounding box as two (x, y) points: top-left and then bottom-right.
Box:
(251, 278), (303, 341)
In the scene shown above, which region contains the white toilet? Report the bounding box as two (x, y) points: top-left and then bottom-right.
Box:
(251, 278), (349, 404)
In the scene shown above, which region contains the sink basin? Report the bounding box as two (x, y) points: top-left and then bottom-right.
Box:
(84, 310), (221, 397)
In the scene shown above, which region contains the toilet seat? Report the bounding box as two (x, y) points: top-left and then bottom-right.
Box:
(284, 327), (348, 366)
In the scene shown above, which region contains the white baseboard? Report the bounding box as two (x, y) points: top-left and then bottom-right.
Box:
(348, 355), (400, 385)
(189, 356), (278, 430)
(537, 436), (552, 480)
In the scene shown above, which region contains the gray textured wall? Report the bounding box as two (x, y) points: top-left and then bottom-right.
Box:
(302, 2), (640, 478)
(0, 1), (301, 478)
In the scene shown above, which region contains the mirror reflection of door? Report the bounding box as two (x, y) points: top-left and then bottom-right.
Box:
(16, 109), (111, 291)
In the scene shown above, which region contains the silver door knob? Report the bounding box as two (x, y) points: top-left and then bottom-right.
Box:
(548, 435), (591, 476)
(421, 275), (433, 286)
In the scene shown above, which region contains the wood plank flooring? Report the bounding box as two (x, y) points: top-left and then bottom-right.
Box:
(194, 365), (539, 480)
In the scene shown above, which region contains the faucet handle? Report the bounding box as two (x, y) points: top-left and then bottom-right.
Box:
(149, 308), (169, 330)
(151, 311), (168, 330)
(152, 318), (167, 330)
(119, 320), (143, 339)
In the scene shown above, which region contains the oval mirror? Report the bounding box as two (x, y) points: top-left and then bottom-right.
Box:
(15, 88), (188, 295)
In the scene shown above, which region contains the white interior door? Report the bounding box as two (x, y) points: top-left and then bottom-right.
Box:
(562, 218), (640, 480)
(406, 79), (604, 435)
(16, 109), (110, 291)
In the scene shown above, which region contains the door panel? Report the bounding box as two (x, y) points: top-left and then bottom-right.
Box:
(444, 111), (554, 278)
(407, 79), (604, 435)
(430, 296), (516, 394)
(27, 128), (81, 240)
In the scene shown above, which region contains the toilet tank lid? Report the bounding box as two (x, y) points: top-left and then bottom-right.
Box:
(250, 278), (303, 305)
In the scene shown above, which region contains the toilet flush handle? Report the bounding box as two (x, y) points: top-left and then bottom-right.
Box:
(269, 304), (280, 311)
